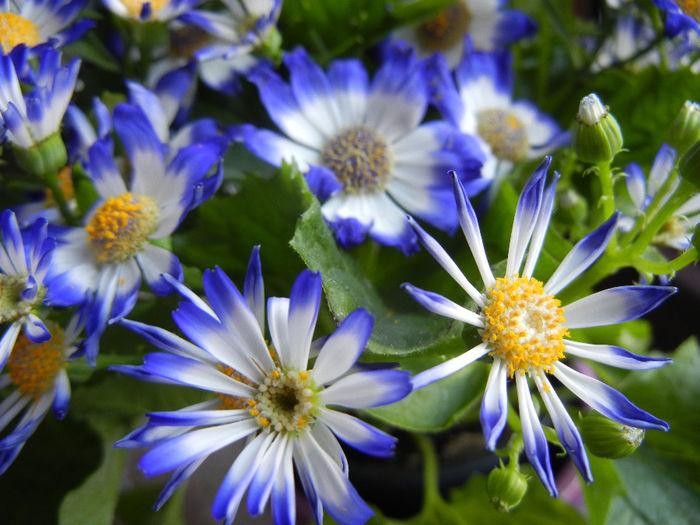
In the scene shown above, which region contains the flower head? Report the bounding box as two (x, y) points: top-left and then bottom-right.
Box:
(238, 45), (486, 253)
(0, 314), (82, 474)
(403, 158), (674, 495)
(49, 103), (224, 364)
(114, 248), (411, 524)
(178, 0), (282, 94)
(0, 0), (92, 54)
(390, 0), (536, 68)
(0, 48), (79, 150)
(429, 42), (568, 198)
(622, 143), (700, 250)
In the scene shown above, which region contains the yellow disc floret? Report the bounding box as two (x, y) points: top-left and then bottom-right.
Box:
(477, 109), (529, 162)
(416, 3), (472, 52)
(0, 13), (41, 54)
(85, 193), (158, 264)
(481, 276), (568, 376)
(8, 328), (66, 400)
(119, 0), (170, 18)
(250, 368), (319, 434)
(679, 0), (700, 21)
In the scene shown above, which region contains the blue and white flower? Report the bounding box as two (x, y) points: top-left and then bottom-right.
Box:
(49, 103), (224, 365)
(622, 143), (700, 250)
(0, 210), (57, 369)
(114, 248), (411, 525)
(177, 0), (282, 94)
(403, 157), (674, 496)
(653, 0), (700, 37)
(238, 45), (486, 253)
(429, 42), (568, 199)
(390, 0), (536, 68)
(0, 313), (83, 474)
(100, 0), (202, 22)
(0, 48), (79, 149)
(0, 0), (92, 55)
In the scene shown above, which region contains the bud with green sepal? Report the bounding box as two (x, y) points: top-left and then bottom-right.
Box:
(487, 461), (528, 513)
(579, 412), (644, 459)
(667, 101), (700, 155)
(11, 132), (68, 180)
(573, 93), (623, 164)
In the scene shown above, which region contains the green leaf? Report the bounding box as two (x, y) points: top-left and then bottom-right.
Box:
(367, 360), (489, 431)
(58, 418), (128, 525)
(64, 30), (121, 73)
(581, 455), (625, 525)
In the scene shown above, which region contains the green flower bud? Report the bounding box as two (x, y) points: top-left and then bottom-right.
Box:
(573, 94), (623, 164)
(579, 412), (644, 459)
(667, 101), (700, 155)
(12, 132), (67, 180)
(487, 463), (528, 513)
(258, 26), (282, 64)
(679, 139), (700, 188)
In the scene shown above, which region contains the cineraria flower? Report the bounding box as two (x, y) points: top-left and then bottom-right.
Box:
(100, 0), (202, 22)
(0, 0), (92, 55)
(429, 42), (568, 199)
(390, 0), (536, 68)
(0, 48), (79, 150)
(238, 45), (486, 253)
(403, 158), (674, 496)
(49, 103), (224, 364)
(0, 314), (82, 474)
(0, 210), (57, 368)
(114, 248), (411, 524)
(653, 0), (700, 37)
(622, 143), (700, 250)
(178, 0), (282, 94)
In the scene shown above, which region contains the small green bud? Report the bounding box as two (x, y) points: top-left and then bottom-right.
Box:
(573, 93), (623, 164)
(487, 463), (528, 513)
(579, 412), (644, 459)
(12, 132), (67, 179)
(258, 26), (282, 64)
(667, 101), (700, 155)
(557, 188), (589, 223)
(679, 139), (700, 188)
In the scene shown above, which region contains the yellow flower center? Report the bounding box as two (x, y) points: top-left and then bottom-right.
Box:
(8, 327), (66, 400)
(0, 274), (38, 323)
(415, 3), (472, 51)
(85, 192), (159, 263)
(250, 368), (319, 434)
(679, 0), (700, 21)
(0, 13), (41, 54)
(119, 0), (170, 18)
(321, 126), (392, 194)
(477, 109), (529, 162)
(481, 276), (568, 376)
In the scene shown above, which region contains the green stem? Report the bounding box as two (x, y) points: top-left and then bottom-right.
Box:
(595, 161), (616, 229)
(634, 247), (698, 274)
(414, 433), (442, 508)
(45, 174), (77, 226)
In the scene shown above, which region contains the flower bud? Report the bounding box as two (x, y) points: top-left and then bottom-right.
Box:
(679, 139), (700, 188)
(573, 94), (623, 163)
(579, 412), (644, 459)
(487, 463), (528, 512)
(12, 132), (67, 179)
(667, 101), (700, 155)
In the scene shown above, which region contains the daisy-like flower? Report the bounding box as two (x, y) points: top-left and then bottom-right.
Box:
(429, 42), (568, 198)
(402, 157), (674, 496)
(0, 0), (92, 55)
(0, 48), (79, 150)
(0, 210), (56, 368)
(114, 248), (411, 524)
(178, 0), (282, 94)
(49, 102), (224, 365)
(0, 313), (83, 474)
(101, 0), (203, 22)
(390, 0), (536, 68)
(238, 45), (486, 253)
(622, 143), (700, 250)
(653, 0), (700, 37)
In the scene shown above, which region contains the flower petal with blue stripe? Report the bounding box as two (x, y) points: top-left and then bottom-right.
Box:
(48, 102), (224, 365)
(115, 248), (411, 525)
(404, 159), (674, 495)
(238, 44), (486, 253)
